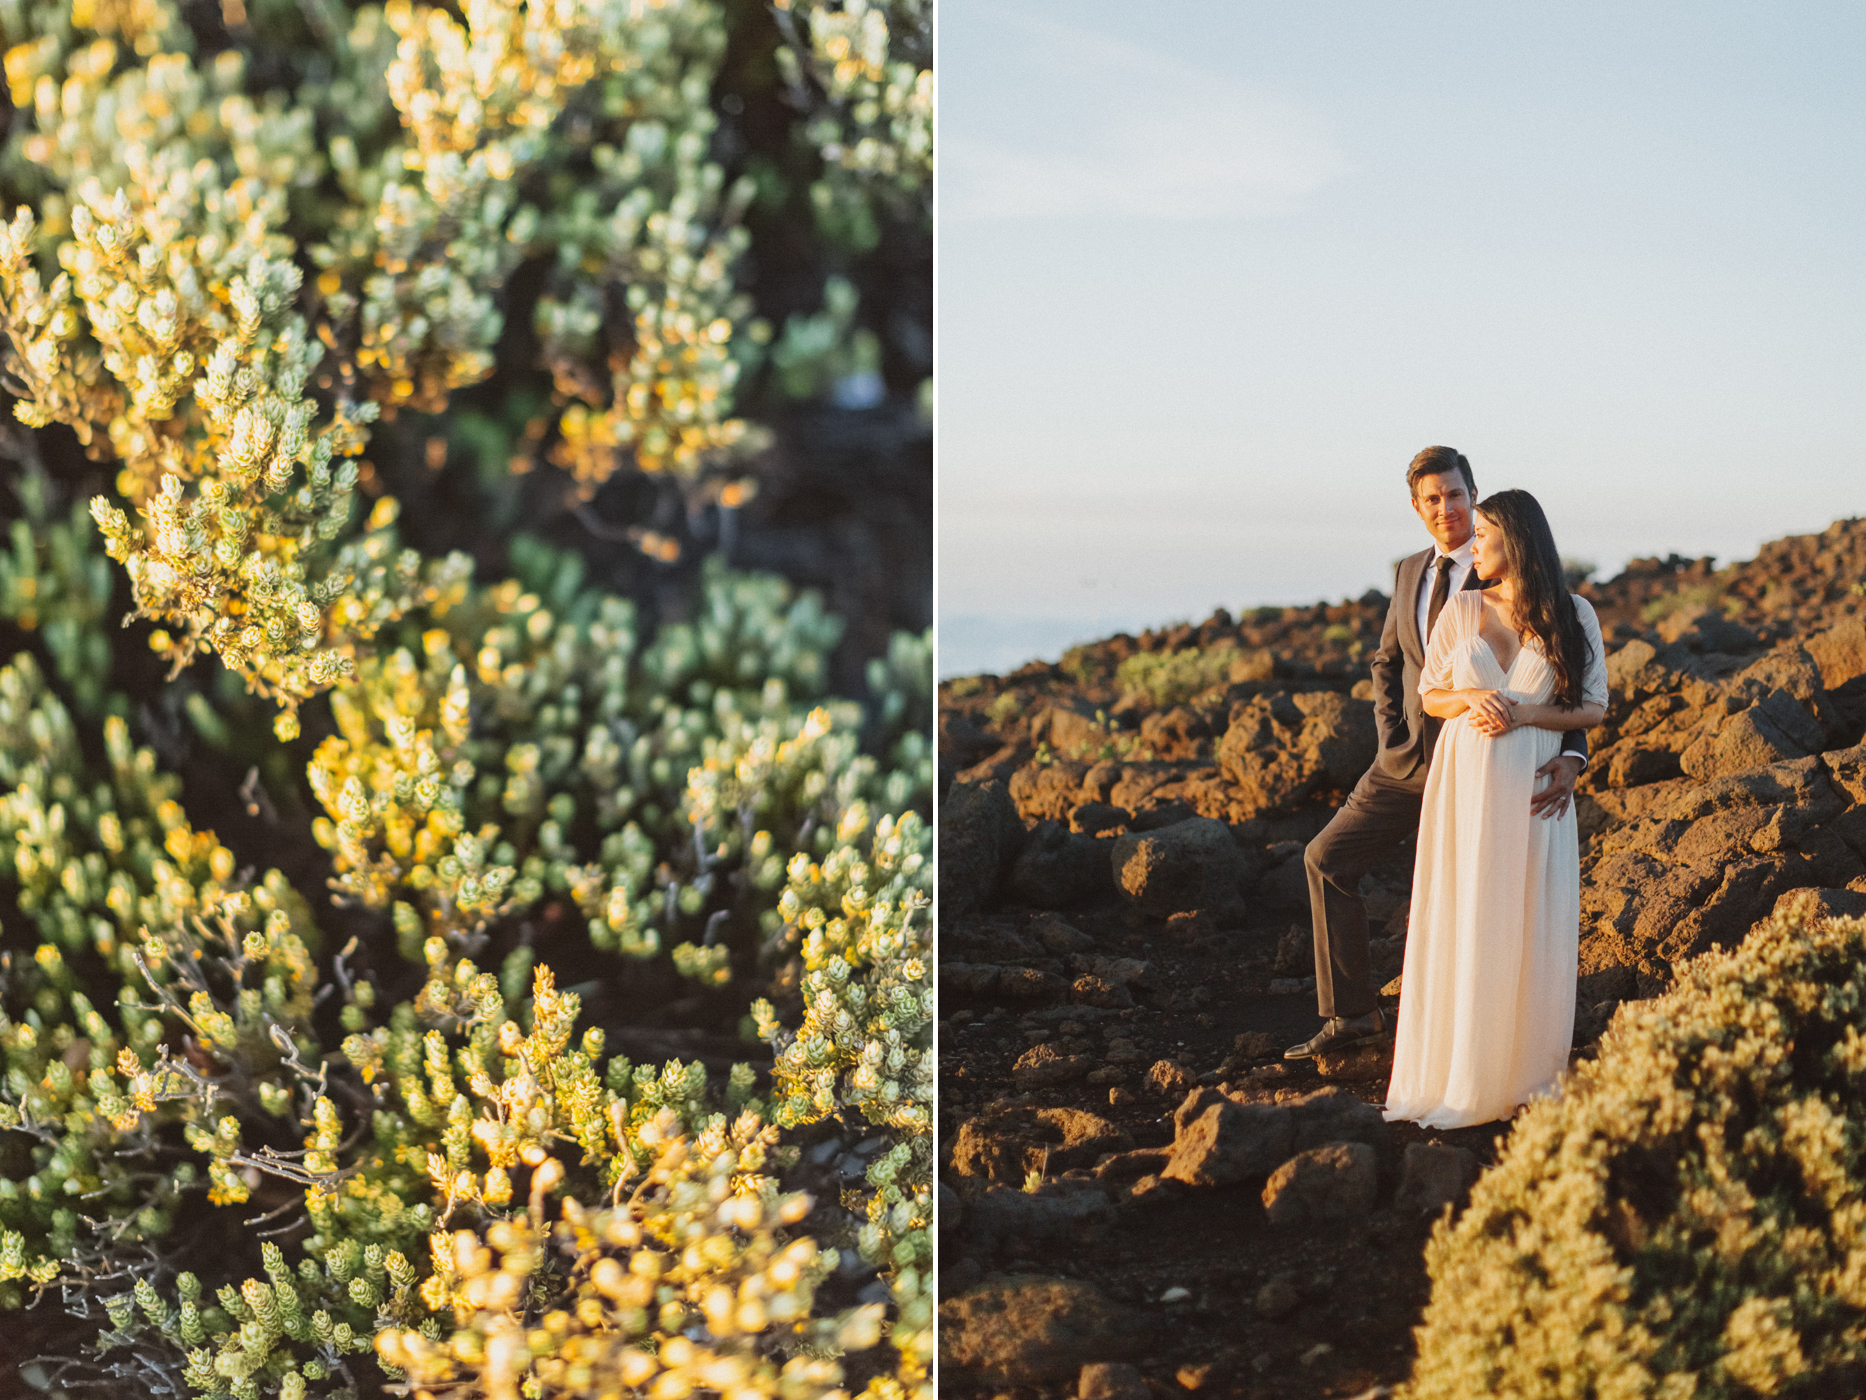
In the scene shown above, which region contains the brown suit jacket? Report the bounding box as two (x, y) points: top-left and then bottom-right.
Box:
(1368, 547), (1589, 785)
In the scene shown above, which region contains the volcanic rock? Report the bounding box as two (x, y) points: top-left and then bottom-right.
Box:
(940, 711), (1002, 792)
(1038, 702), (1111, 759)
(1093, 1149), (1172, 1183)
(1010, 761), (1091, 824)
(1679, 690), (1823, 779)
(949, 1106), (1133, 1184)
(1392, 1142), (1477, 1216)
(1013, 1043), (1093, 1090)
(1314, 1039), (1394, 1082)
(1764, 885), (1866, 926)
(938, 1180), (963, 1244)
(1285, 1088), (1393, 1161)
(1163, 1102), (1295, 1186)
(1216, 691), (1377, 816)
(1071, 974), (1132, 1010)
(1069, 800), (1131, 836)
(1110, 817), (1249, 916)
(939, 1274), (1136, 1387)
(1145, 1060), (1197, 1098)
(1032, 915), (1096, 953)
(939, 962), (1069, 1007)
(1261, 1142), (1378, 1225)
(965, 1179), (1114, 1248)
(1078, 1362), (1149, 1400)
(940, 780), (1023, 914)
(1140, 705), (1214, 761)
(1007, 820), (1113, 907)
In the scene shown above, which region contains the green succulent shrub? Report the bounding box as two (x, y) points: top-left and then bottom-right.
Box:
(1639, 581), (1728, 626)
(0, 0), (930, 1393)
(1408, 899), (1866, 1400)
(1114, 643), (1238, 711)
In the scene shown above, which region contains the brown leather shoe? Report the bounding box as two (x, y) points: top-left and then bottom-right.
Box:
(1283, 1007), (1388, 1060)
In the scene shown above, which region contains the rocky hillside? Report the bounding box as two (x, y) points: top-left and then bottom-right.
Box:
(936, 517), (1866, 1399)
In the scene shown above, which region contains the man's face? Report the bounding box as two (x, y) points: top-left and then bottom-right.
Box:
(1410, 471), (1473, 552)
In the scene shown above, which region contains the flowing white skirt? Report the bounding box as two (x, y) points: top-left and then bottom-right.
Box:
(1383, 708), (1580, 1129)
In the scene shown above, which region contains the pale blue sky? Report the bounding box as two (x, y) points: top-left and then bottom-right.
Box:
(937, 2), (1866, 676)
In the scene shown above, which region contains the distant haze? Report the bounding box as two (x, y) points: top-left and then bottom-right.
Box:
(937, 2), (1865, 678)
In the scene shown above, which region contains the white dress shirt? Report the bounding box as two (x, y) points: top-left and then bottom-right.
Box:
(1415, 539), (1474, 647)
(1417, 537), (1587, 768)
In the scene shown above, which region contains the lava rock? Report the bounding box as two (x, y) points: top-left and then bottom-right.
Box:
(1078, 1362), (1149, 1400)
(1042, 703), (1112, 758)
(1092, 1149), (1172, 1183)
(938, 1180), (963, 1244)
(1140, 705), (1213, 761)
(940, 780), (1023, 914)
(1216, 690), (1376, 815)
(1392, 1141), (1477, 1216)
(1172, 1086), (1228, 1135)
(1069, 800), (1131, 836)
(949, 1106), (1133, 1184)
(1607, 743), (1685, 789)
(1110, 817), (1250, 917)
(1274, 922), (1314, 976)
(1071, 974), (1133, 1010)
(965, 1179), (1113, 1248)
(939, 962), (1069, 1007)
(1083, 954), (1152, 987)
(1145, 1060), (1197, 1098)
(1233, 1031), (1279, 1061)
(1122, 1173), (1189, 1207)
(1012, 1043), (1094, 1090)
(1656, 605), (1761, 654)
(1261, 1141), (1378, 1225)
(1164, 1102), (1295, 1186)
(1763, 886), (1866, 927)
(1008, 820), (1114, 908)
(1808, 615), (1866, 692)
(939, 1274), (1136, 1387)
(1010, 761), (1092, 823)
(1680, 690), (1824, 780)
(1314, 1038), (1394, 1082)
(940, 712), (1004, 792)
(1033, 915), (1097, 954)
(1285, 1087), (1394, 1161)
(1104, 1037), (1141, 1064)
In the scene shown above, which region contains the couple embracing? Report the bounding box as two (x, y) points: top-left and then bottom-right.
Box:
(1285, 446), (1608, 1129)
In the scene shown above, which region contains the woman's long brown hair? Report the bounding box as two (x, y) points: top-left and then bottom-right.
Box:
(1476, 489), (1591, 708)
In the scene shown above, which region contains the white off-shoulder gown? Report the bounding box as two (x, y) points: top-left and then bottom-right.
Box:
(1383, 590), (1608, 1129)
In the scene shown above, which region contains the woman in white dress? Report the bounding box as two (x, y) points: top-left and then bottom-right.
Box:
(1383, 489), (1608, 1129)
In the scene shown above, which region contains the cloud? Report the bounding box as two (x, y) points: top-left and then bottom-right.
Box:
(941, 13), (1351, 221)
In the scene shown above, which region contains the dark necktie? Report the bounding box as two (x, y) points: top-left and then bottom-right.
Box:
(1426, 555), (1453, 640)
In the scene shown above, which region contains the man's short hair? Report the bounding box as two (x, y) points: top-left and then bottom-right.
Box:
(1407, 446), (1475, 499)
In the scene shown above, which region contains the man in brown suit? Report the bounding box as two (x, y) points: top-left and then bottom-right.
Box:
(1284, 446), (1589, 1059)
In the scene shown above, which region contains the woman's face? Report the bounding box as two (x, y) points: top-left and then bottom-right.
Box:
(1471, 511), (1511, 583)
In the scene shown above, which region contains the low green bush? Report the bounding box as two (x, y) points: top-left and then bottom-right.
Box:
(1114, 644), (1236, 711)
(1409, 898), (1866, 1400)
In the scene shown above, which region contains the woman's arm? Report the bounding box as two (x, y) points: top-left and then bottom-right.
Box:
(1511, 700), (1606, 732)
(1423, 687), (1516, 726)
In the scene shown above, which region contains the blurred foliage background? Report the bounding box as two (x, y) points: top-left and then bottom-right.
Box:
(0, 0), (930, 1393)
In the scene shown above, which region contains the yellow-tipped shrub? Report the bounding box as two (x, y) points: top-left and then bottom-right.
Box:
(1410, 898), (1866, 1399)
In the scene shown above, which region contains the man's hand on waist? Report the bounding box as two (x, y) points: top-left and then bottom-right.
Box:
(1531, 753), (1584, 820)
